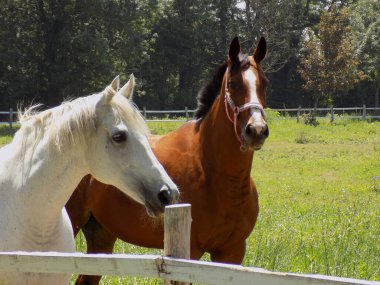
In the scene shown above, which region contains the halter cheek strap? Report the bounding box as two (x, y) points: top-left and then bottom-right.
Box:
(224, 71), (266, 151)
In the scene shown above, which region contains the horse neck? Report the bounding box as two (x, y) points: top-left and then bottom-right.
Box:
(199, 90), (254, 177)
(4, 128), (88, 229)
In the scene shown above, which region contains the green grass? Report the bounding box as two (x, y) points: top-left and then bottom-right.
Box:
(81, 118), (380, 284)
(245, 119), (380, 281)
(1, 119), (379, 284)
(0, 125), (17, 145)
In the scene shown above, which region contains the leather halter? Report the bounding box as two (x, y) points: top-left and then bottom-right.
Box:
(224, 69), (266, 152)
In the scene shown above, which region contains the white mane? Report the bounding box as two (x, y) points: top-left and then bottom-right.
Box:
(16, 87), (148, 151)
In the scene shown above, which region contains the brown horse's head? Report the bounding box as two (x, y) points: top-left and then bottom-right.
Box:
(225, 36), (269, 151)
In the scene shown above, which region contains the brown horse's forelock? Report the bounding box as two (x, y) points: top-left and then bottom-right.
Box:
(231, 53), (250, 73)
(194, 53), (249, 119)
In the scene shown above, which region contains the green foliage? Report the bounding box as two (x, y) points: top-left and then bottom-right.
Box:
(0, 125), (17, 145)
(264, 108), (281, 122)
(295, 131), (310, 144)
(0, 0), (160, 107)
(298, 4), (362, 108)
(350, 0), (380, 107)
(147, 121), (183, 135)
(0, 0), (379, 112)
(299, 113), (319, 126)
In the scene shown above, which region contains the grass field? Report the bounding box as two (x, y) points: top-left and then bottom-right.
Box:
(1, 117), (379, 284)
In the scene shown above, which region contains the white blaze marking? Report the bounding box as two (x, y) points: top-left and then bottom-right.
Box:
(243, 69), (264, 124)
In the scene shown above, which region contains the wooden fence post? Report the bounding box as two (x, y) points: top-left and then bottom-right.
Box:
(330, 105), (334, 123)
(143, 107), (146, 119)
(362, 105), (366, 120)
(9, 108), (13, 129)
(296, 106), (301, 123)
(185, 107), (189, 121)
(164, 204), (192, 285)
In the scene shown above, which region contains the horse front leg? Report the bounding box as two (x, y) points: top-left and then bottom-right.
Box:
(75, 215), (117, 285)
(209, 241), (246, 264)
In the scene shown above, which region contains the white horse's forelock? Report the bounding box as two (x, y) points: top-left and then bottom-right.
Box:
(17, 87), (148, 151)
(110, 92), (149, 136)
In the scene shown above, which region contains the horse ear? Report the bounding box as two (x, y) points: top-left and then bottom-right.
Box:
(111, 75), (120, 91)
(229, 36), (241, 62)
(104, 75), (120, 102)
(253, 37), (267, 64)
(118, 74), (135, 100)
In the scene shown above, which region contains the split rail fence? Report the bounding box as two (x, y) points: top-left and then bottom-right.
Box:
(0, 204), (379, 285)
(1, 106), (380, 126)
(140, 106), (380, 122)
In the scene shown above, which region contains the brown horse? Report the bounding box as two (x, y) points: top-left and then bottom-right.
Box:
(66, 36), (269, 285)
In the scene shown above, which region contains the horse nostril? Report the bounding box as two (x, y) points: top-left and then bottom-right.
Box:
(263, 125), (269, 138)
(246, 124), (269, 138)
(245, 124), (256, 136)
(158, 186), (172, 206)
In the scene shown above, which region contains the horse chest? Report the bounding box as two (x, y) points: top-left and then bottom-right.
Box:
(217, 201), (254, 237)
(194, 181), (256, 250)
(0, 213), (73, 285)
(0, 206), (74, 252)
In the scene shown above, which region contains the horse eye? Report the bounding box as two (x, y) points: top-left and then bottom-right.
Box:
(112, 131), (127, 143)
(243, 62), (250, 70)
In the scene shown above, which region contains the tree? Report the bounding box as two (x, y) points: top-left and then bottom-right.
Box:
(137, 0), (240, 109)
(351, 0), (380, 107)
(298, 4), (363, 109)
(0, 0), (158, 108)
(0, 1), (42, 107)
(1, 0), (377, 110)
(242, 0), (306, 73)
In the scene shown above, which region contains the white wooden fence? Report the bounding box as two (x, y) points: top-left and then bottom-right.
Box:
(0, 204), (379, 285)
(0, 252), (378, 285)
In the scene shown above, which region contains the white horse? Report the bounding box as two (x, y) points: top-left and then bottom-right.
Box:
(0, 75), (179, 285)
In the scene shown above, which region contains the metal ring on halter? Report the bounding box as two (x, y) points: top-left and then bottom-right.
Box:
(240, 144), (248, 152)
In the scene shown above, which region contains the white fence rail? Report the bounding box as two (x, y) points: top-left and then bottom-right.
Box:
(0, 252), (378, 285)
(0, 205), (379, 285)
(1, 106), (380, 126)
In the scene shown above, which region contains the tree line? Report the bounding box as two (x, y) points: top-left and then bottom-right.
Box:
(0, 0), (379, 110)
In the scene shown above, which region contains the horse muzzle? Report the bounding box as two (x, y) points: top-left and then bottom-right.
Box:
(243, 122), (269, 150)
(145, 185), (180, 217)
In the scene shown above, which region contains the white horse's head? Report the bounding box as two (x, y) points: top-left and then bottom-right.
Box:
(85, 75), (179, 217)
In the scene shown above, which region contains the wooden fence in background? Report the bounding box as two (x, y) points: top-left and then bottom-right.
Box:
(1, 106), (380, 126)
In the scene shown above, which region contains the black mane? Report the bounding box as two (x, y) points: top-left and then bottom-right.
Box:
(194, 62), (228, 119)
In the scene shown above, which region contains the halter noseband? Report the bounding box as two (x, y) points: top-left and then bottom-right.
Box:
(224, 69), (266, 152)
